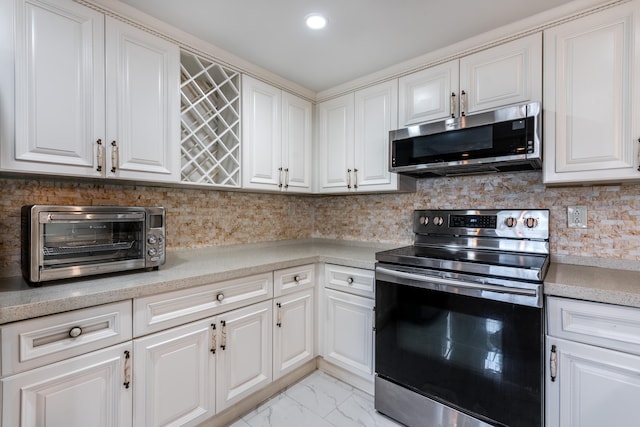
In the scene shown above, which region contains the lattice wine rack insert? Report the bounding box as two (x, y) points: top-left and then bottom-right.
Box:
(180, 51), (241, 186)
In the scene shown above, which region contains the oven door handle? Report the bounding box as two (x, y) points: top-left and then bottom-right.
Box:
(376, 266), (537, 297)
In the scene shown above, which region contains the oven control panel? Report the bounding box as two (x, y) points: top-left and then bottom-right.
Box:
(414, 209), (549, 240)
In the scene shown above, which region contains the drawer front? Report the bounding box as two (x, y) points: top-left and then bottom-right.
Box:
(324, 264), (374, 298)
(134, 272), (273, 336)
(1, 300), (132, 377)
(547, 296), (640, 356)
(274, 264), (315, 296)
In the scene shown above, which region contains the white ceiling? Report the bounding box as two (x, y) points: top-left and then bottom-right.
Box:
(119, 0), (577, 93)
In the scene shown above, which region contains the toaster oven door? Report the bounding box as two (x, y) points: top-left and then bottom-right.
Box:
(36, 211), (146, 281)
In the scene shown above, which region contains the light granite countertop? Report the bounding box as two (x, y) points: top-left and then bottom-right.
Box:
(1, 238), (639, 324)
(0, 239), (399, 324)
(544, 262), (640, 309)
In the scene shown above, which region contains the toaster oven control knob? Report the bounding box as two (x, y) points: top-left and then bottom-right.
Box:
(433, 216), (444, 226)
(505, 217), (517, 228)
(525, 217), (539, 228)
(148, 235), (157, 245)
(148, 248), (157, 257)
(69, 327), (83, 338)
(419, 216), (429, 225)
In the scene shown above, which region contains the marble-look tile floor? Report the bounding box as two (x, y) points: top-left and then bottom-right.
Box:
(229, 371), (404, 427)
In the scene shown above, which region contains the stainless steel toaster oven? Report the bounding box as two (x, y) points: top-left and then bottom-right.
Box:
(21, 205), (165, 284)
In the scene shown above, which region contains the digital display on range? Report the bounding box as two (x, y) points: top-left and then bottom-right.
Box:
(450, 215), (497, 229)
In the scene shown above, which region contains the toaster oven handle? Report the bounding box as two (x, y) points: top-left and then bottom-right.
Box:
(42, 212), (145, 222)
(376, 266), (537, 297)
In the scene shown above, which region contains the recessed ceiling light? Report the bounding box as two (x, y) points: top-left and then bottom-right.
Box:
(305, 13), (327, 30)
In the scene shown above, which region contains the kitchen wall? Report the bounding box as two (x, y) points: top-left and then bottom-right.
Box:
(2, 170), (639, 277)
(0, 177), (313, 277)
(312, 171), (640, 269)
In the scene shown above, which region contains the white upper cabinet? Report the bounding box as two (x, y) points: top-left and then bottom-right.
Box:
(105, 17), (180, 182)
(318, 80), (405, 193)
(1, 0), (180, 182)
(398, 33), (542, 127)
(543, 1), (640, 185)
(242, 75), (312, 192)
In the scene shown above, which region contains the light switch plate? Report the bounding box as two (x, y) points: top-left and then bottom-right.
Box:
(567, 206), (587, 228)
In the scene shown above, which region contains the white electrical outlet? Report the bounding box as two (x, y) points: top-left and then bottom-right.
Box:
(567, 206), (587, 228)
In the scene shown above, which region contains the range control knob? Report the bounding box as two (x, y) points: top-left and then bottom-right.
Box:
(419, 216), (429, 225)
(505, 217), (517, 228)
(525, 217), (539, 228)
(433, 216), (444, 226)
(148, 235), (157, 245)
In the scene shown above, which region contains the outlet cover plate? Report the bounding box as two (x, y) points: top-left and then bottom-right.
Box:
(567, 206), (587, 228)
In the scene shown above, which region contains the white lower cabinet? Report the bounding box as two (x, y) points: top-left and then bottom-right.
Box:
(273, 288), (314, 379)
(133, 318), (215, 427)
(546, 296), (640, 427)
(1, 342), (133, 427)
(215, 300), (273, 412)
(322, 264), (375, 380)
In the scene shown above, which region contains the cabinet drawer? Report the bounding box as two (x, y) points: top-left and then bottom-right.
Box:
(547, 296), (640, 356)
(324, 264), (374, 298)
(274, 264), (314, 296)
(134, 272), (273, 336)
(1, 300), (132, 377)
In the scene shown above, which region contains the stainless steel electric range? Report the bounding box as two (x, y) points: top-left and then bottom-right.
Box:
(374, 209), (549, 427)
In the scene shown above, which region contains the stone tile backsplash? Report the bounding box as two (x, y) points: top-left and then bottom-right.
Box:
(2, 171), (639, 276)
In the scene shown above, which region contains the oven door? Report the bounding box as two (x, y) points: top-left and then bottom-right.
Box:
(35, 211), (146, 282)
(375, 264), (543, 427)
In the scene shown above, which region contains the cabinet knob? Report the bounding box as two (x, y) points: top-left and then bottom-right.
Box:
(216, 293), (225, 302)
(294, 275), (301, 282)
(347, 277), (354, 285)
(68, 326), (83, 338)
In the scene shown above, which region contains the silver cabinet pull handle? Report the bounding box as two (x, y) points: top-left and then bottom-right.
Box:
(276, 302), (282, 327)
(284, 168), (289, 189)
(123, 350), (131, 388)
(450, 92), (457, 118)
(637, 138), (640, 172)
(96, 139), (104, 172)
(220, 320), (227, 350)
(372, 306), (376, 332)
(550, 344), (558, 382)
(210, 323), (217, 354)
(68, 327), (83, 338)
(278, 167), (283, 188)
(110, 141), (118, 173)
(460, 90), (467, 117)
(353, 168), (358, 189)
(347, 169), (352, 189)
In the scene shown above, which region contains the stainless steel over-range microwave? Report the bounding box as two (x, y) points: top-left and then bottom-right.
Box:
(389, 102), (542, 177)
(21, 205), (165, 284)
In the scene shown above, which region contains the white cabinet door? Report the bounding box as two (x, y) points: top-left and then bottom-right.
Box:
(242, 75), (282, 189)
(282, 91), (312, 192)
(4, 0), (105, 176)
(398, 34), (541, 126)
(546, 337), (640, 427)
(543, 2), (640, 184)
(242, 76), (311, 192)
(354, 80), (398, 191)
(2, 0), (180, 183)
(398, 60), (459, 126)
(105, 17), (180, 182)
(1, 342), (132, 427)
(273, 289), (314, 380)
(317, 93), (355, 191)
(133, 319), (215, 427)
(216, 300), (272, 412)
(323, 289), (374, 379)
(460, 33), (542, 115)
